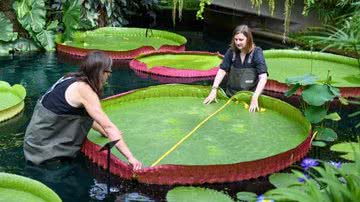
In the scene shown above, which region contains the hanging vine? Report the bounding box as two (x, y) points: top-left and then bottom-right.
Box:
(267, 0), (275, 16)
(283, 0), (295, 42)
(196, 0), (211, 20)
(250, 0), (262, 15)
(172, 0), (184, 25)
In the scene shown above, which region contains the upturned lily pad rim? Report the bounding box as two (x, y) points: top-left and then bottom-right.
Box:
(129, 51), (223, 77)
(56, 27), (187, 59)
(0, 172), (62, 202)
(264, 49), (360, 97)
(0, 81), (26, 122)
(82, 84), (312, 185)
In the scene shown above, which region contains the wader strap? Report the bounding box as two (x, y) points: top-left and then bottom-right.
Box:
(231, 49), (255, 64)
(39, 77), (73, 103)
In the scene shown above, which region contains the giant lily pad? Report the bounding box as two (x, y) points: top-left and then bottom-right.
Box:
(129, 51), (222, 78)
(0, 172), (62, 202)
(82, 84), (311, 185)
(166, 187), (233, 202)
(264, 49), (360, 97)
(56, 27), (187, 59)
(0, 81), (26, 122)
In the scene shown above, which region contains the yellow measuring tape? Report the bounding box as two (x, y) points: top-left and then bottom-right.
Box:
(151, 97), (235, 166)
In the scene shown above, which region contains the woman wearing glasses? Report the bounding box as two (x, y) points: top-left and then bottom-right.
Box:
(24, 51), (142, 170)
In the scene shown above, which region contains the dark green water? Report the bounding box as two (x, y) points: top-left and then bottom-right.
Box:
(0, 31), (358, 202)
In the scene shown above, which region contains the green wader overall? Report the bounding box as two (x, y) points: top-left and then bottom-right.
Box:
(24, 77), (93, 165)
(225, 50), (258, 97)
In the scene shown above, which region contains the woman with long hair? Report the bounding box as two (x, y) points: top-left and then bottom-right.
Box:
(203, 25), (268, 112)
(24, 51), (142, 170)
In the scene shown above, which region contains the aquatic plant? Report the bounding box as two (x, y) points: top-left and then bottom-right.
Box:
(167, 186), (233, 202)
(0, 81), (26, 122)
(285, 73), (341, 147)
(0, 172), (62, 202)
(264, 141), (360, 202)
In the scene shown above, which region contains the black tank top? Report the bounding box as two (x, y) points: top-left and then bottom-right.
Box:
(42, 77), (88, 116)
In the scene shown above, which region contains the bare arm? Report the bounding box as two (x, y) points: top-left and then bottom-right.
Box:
(203, 69), (227, 104)
(249, 73), (268, 112)
(92, 121), (106, 136)
(78, 83), (142, 170)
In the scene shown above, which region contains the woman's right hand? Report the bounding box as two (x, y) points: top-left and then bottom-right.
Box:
(203, 89), (217, 104)
(128, 156), (143, 170)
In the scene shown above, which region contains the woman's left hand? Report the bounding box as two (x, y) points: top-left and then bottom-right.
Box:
(249, 96), (259, 112)
(128, 156), (143, 170)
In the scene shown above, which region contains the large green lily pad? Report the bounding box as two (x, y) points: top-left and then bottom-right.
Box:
(0, 172), (62, 202)
(264, 49), (360, 88)
(136, 52), (222, 70)
(87, 84), (310, 167)
(61, 27), (186, 51)
(0, 81), (26, 122)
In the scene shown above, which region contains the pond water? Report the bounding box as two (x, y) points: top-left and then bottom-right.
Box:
(0, 30), (359, 202)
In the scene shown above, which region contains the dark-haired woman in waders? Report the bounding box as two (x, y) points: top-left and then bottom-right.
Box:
(24, 51), (142, 170)
(203, 25), (268, 112)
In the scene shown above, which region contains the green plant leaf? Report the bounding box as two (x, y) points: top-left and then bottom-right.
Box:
(285, 74), (318, 85)
(339, 163), (357, 175)
(0, 12), (18, 42)
(13, 0), (46, 33)
(304, 106), (327, 123)
(63, 0), (81, 41)
(339, 97), (349, 105)
(46, 20), (59, 31)
(269, 173), (302, 188)
(236, 192), (257, 201)
(315, 127), (337, 142)
(166, 187), (234, 202)
(312, 141), (326, 147)
(302, 84), (336, 106)
(284, 83), (301, 97)
(330, 142), (359, 161)
(324, 112), (341, 121)
(327, 85), (341, 97)
(35, 30), (55, 51)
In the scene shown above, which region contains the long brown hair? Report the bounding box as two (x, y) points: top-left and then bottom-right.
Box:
(66, 51), (112, 96)
(230, 25), (255, 54)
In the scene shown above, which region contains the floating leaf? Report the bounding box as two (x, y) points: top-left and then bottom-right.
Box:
(166, 187), (234, 202)
(0, 172), (62, 202)
(269, 173), (302, 188)
(0, 81), (26, 122)
(236, 192), (257, 201)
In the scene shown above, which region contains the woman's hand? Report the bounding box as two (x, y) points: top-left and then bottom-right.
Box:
(203, 88), (218, 105)
(128, 156), (143, 170)
(249, 95), (259, 112)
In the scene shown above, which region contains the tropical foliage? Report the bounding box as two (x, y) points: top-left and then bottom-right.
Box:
(285, 74), (341, 147)
(236, 141), (360, 202)
(264, 142), (360, 202)
(294, 1), (360, 63)
(1, 0), (159, 51)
